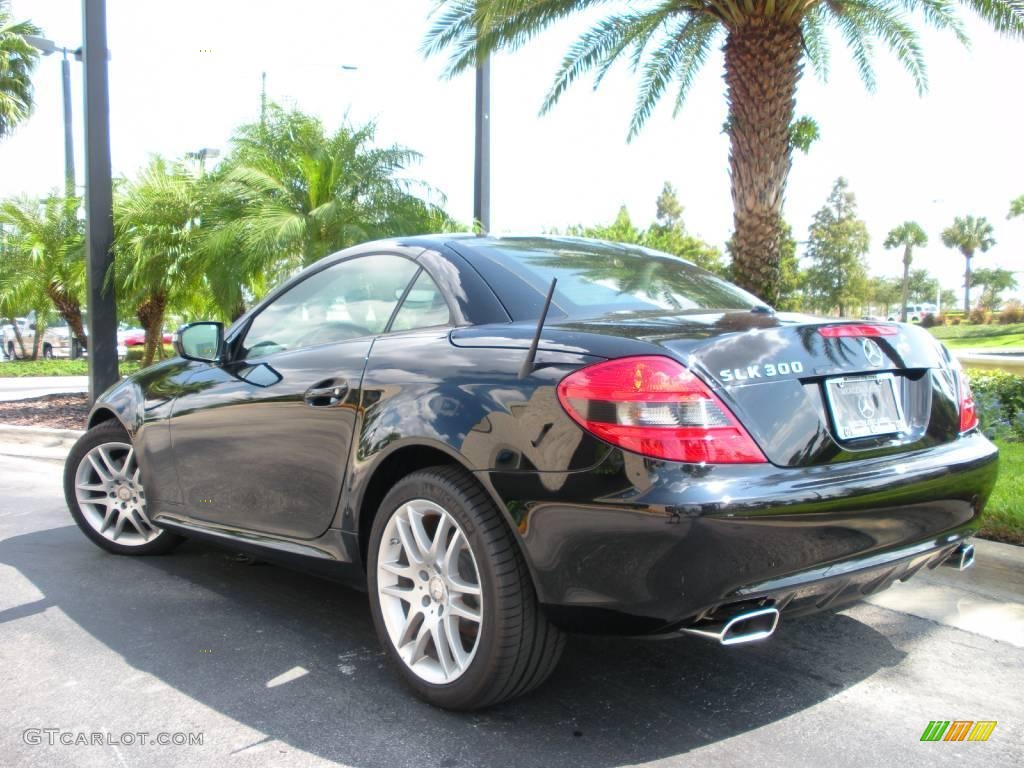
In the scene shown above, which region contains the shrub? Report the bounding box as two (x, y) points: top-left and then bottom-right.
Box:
(968, 307), (992, 325)
(999, 303), (1023, 325)
(969, 369), (1024, 442)
(919, 313), (937, 328)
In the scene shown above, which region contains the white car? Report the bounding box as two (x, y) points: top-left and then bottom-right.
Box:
(887, 303), (938, 323)
(3, 316), (77, 359)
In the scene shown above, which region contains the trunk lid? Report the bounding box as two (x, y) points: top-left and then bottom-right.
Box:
(453, 311), (961, 467)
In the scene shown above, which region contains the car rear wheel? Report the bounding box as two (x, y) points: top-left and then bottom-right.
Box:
(6, 341), (17, 360)
(367, 466), (564, 710)
(63, 421), (183, 555)
(42, 343), (53, 359)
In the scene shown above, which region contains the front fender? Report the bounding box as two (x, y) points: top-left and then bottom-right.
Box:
(87, 358), (199, 507)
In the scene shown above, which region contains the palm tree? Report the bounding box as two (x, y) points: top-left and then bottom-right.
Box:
(941, 216), (995, 315)
(0, 224), (33, 357)
(883, 221), (927, 321)
(114, 157), (206, 366)
(0, 194), (87, 348)
(0, 2), (40, 139)
(202, 105), (455, 311)
(423, 1), (1024, 305)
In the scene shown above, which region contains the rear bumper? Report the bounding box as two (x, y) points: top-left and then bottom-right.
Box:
(484, 432), (999, 634)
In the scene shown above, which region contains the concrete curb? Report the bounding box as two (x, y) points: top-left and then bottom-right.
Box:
(0, 423), (84, 462)
(866, 537), (1024, 647)
(955, 351), (1024, 374)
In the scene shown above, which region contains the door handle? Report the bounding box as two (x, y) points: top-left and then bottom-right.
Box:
(304, 380), (348, 407)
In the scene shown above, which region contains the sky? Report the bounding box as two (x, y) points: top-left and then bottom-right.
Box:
(1, 0), (1022, 306)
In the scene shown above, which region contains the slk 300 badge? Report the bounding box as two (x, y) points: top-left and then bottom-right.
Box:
(719, 361), (804, 383)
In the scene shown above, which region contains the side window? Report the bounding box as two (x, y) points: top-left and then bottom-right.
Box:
(242, 254), (418, 359)
(390, 269), (451, 332)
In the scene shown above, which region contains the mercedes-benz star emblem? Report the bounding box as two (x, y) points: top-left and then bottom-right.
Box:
(861, 338), (884, 368)
(857, 394), (877, 420)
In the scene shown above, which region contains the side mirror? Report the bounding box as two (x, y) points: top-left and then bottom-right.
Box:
(29, 323), (36, 331)
(173, 321), (224, 363)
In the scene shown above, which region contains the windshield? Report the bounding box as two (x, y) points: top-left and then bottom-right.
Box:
(458, 237), (766, 321)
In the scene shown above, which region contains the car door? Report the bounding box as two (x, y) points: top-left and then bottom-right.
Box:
(167, 253), (422, 540)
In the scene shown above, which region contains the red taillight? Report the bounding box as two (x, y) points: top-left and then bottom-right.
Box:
(556, 356), (767, 464)
(956, 364), (978, 432)
(817, 324), (899, 338)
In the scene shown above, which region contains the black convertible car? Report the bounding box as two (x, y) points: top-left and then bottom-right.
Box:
(64, 235), (997, 710)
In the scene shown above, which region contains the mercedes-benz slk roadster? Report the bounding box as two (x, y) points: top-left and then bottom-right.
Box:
(64, 235), (997, 710)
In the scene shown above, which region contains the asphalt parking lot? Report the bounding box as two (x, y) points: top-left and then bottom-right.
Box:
(0, 450), (1021, 768)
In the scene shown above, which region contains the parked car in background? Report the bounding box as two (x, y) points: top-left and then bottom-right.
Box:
(120, 329), (173, 349)
(3, 315), (75, 359)
(887, 303), (937, 323)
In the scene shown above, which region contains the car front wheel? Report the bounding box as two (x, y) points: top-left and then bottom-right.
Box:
(63, 421), (182, 555)
(368, 466), (564, 710)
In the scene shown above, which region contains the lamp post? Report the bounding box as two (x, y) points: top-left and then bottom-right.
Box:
(184, 147), (220, 173)
(81, 0), (118, 402)
(473, 56), (490, 234)
(23, 35), (78, 195)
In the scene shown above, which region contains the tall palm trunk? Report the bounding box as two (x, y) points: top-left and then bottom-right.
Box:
(30, 310), (44, 360)
(136, 292), (166, 368)
(900, 246), (912, 322)
(7, 315), (27, 358)
(963, 253), (973, 315)
(725, 17), (803, 305)
(45, 283), (87, 348)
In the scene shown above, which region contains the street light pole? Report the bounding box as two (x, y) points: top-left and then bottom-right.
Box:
(60, 53), (75, 195)
(81, 0), (118, 402)
(185, 147), (220, 174)
(24, 35), (77, 195)
(473, 56), (490, 234)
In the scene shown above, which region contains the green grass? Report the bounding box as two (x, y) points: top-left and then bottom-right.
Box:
(0, 359), (141, 377)
(929, 323), (1024, 349)
(981, 440), (1024, 545)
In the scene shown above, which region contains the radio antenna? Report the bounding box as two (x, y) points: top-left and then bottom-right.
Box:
(518, 278), (558, 379)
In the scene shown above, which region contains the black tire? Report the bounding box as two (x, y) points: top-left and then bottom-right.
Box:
(42, 343), (53, 359)
(63, 420), (183, 556)
(367, 466), (564, 710)
(7, 341), (16, 360)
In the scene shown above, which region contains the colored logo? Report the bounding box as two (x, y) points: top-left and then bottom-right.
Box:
(920, 720), (997, 742)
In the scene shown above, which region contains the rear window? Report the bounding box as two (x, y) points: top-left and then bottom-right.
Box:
(457, 238), (764, 321)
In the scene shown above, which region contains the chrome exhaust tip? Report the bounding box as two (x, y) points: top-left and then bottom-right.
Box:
(680, 606), (780, 646)
(943, 542), (975, 571)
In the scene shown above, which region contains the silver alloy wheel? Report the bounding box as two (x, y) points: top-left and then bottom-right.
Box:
(74, 441), (161, 546)
(377, 499), (483, 685)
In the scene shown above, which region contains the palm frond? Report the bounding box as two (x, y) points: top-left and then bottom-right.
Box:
(958, 0), (1024, 38)
(0, 7), (41, 137)
(424, 0), (611, 77)
(827, 0), (881, 90)
(850, 0), (928, 93)
(801, 4), (831, 80)
(628, 13), (718, 140)
(541, 6), (677, 113)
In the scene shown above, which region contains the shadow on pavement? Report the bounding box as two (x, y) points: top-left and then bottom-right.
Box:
(0, 525), (905, 767)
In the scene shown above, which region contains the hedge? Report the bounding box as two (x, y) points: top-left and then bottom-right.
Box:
(969, 369), (1024, 442)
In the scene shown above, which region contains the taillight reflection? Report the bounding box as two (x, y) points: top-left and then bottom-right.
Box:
(956, 365), (978, 433)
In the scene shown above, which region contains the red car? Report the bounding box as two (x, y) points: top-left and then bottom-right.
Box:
(122, 330), (173, 347)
